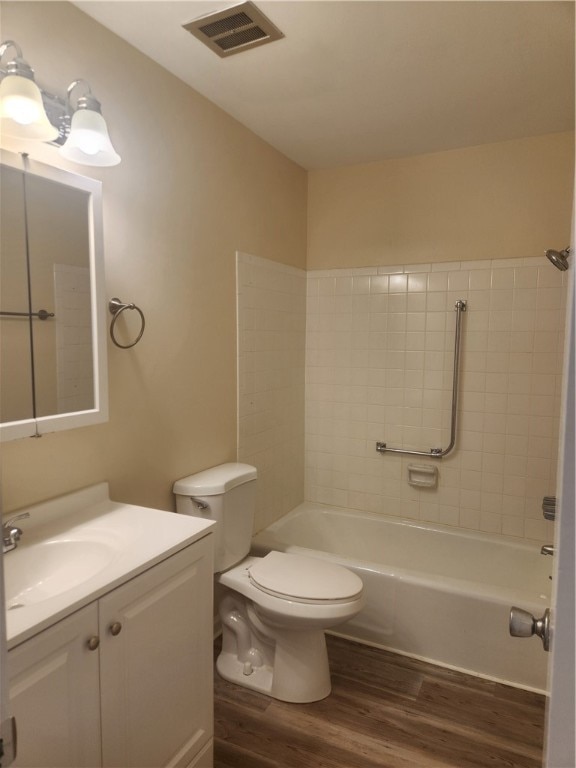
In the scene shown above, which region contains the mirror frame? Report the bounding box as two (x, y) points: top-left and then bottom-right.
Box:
(0, 149), (108, 441)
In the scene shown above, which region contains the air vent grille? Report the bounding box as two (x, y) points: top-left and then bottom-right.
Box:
(216, 26), (267, 50)
(199, 12), (253, 38)
(183, 1), (284, 58)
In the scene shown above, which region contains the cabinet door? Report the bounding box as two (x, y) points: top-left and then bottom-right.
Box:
(8, 603), (101, 767)
(99, 537), (213, 768)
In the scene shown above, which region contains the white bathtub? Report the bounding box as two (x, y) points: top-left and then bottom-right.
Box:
(251, 502), (552, 692)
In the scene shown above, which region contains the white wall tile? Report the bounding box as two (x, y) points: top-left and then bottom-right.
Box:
(237, 253), (306, 532)
(239, 256), (567, 544)
(305, 258), (567, 543)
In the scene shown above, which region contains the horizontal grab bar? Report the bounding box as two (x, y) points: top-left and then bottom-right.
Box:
(376, 299), (467, 460)
(376, 442), (445, 458)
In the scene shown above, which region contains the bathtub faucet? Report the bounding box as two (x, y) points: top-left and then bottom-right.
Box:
(540, 544), (555, 556)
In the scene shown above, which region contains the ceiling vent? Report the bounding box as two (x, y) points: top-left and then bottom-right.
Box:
(183, 1), (284, 58)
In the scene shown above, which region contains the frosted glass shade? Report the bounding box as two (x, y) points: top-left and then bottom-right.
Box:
(60, 108), (121, 167)
(0, 74), (59, 141)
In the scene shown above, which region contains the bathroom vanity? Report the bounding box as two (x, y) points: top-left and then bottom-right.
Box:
(4, 484), (215, 768)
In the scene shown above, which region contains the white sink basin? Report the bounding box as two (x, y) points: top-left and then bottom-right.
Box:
(3, 482), (215, 648)
(6, 539), (117, 609)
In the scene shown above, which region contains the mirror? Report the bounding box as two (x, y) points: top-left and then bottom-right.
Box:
(0, 150), (108, 441)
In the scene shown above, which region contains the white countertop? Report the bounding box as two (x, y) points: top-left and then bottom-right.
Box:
(4, 483), (215, 649)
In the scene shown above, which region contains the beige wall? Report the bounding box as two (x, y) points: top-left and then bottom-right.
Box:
(308, 132), (574, 269)
(1, 2), (307, 513)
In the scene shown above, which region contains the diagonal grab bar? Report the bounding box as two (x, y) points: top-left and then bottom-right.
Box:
(376, 298), (467, 459)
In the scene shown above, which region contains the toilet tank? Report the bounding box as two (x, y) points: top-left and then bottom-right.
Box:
(173, 463), (257, 572)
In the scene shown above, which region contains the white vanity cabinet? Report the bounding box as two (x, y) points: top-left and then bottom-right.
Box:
(99, 536), (213, 768)
(8, 603), (101, 767)
(8, 536), (214, 768)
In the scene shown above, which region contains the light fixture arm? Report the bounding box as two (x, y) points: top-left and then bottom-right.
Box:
(0, 40), (22, 59)
(0, 40), (35, 80)
(66, 79), (103, 115)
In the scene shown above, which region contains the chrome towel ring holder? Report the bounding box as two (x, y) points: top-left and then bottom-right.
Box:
(108, 297), (145, 348)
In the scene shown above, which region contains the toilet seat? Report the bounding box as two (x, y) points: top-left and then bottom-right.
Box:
(219, 553), (364, 654)
(248, 551), (363, 604)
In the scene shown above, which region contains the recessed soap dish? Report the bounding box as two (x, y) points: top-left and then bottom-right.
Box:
(407, 464), (438, 489)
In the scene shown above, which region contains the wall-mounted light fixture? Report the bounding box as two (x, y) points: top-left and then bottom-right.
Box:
(0, 40), (59, 141)
(0, 40), (121, 167)
(59, 80), (120, 167)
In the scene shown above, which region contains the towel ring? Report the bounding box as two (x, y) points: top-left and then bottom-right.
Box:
(109, 297), (145, 348)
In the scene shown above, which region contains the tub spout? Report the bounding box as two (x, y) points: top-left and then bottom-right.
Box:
(540, 544), (555, 556)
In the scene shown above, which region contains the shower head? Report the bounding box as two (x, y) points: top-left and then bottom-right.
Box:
(545, 247), (571, 271)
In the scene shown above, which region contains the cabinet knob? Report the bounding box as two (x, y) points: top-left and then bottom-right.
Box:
(87, 635), (100, 651)
(109, 621), (122, 636)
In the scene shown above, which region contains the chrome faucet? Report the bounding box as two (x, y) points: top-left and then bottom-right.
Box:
(540, 544), (555, 556)
(2, 512), (30, 553)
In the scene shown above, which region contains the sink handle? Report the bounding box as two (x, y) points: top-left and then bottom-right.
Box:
(3, 512), (30, 529)
(2, 512), (30, 549)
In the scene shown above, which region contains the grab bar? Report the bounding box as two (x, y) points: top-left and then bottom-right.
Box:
(376, 298), (467, 459)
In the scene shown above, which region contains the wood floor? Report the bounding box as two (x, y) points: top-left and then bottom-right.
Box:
(214, 635), (545, 768)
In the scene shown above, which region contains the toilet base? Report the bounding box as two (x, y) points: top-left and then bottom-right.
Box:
(217, 595), (332, 703)
(216, 641), (332, 703)
(217, 652), (275, 697)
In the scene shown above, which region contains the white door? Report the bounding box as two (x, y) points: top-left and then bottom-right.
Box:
(544, 226), (575, 765)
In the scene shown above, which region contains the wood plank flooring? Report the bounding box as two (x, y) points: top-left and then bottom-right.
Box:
(214, 635), (545, 768)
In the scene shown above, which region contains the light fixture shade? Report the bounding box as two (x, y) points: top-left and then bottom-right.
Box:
(60, 108), (121, 167)
(0, 74), (59, 140)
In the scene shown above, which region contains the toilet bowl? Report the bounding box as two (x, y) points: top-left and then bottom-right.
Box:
(217, 553), (363, 702)
(173, 463), (364, 703)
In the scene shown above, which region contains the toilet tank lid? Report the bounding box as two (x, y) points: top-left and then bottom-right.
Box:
(173, 463), (257, 496)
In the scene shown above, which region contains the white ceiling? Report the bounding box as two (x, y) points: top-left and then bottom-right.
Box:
(76, 1), (575, 170)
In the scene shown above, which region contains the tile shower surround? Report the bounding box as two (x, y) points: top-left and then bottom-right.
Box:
(238, 254), (567, 542)
(237, 253), (306, 533)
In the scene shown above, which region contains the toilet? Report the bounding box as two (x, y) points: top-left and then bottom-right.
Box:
(173, 463), (364, 703)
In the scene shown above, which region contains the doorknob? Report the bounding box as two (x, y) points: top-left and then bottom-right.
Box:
(509, 607), (551, 651)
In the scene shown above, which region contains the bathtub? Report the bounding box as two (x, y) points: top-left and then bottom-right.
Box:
(251, 502), (552, 692)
